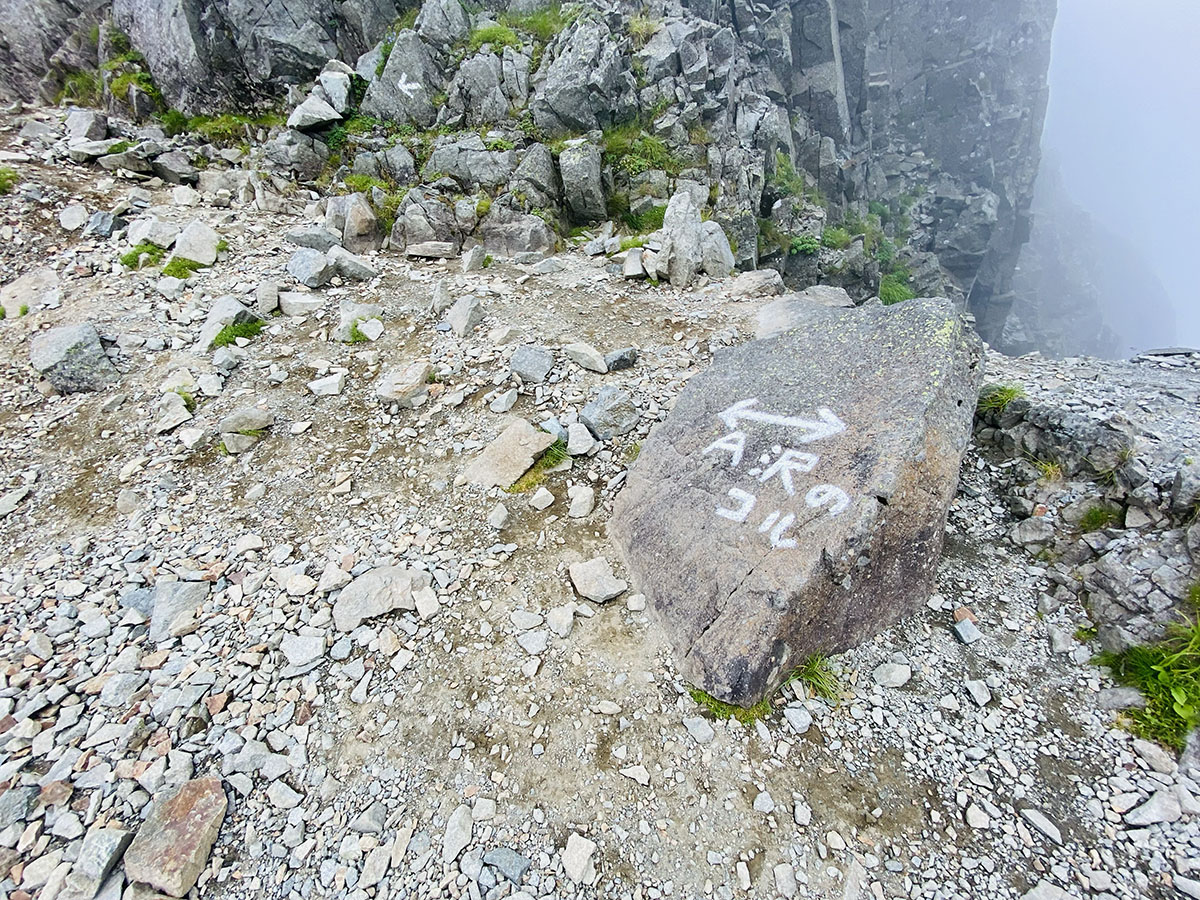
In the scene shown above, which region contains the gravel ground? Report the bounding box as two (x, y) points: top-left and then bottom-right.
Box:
(0, 106), (1197, 900)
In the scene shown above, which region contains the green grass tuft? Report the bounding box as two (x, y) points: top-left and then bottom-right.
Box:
(212, 320), (263, 348)
(342, 174), (391, 195)
(879, 269), (916, 305)
(1079, 504), (1121, 532)
(506, 438), (568, 493)
(375, 190), (407, 233)
(475, 195), (493, 218)
(1098, 601), (1200, 750)
(1031, 456), (1063, 484)
(0, 167), (18, 196)
(468, 24), (521, 55)
(396, 7), (419, 30)
(977, 383), (1026, 414)
(18, 304), (29, 317)
(499, 2), (572, 42)
(157, 108), (189, 136)
(119, 241), (166, 269)
(602, 121), (684, 177)
(629, 13), (660, 49)
(624, 204), (666, 234)
(768, 150), (821, 204)
(822, 227), (852, 250)
(787, 655), (841, 702)
(57, 70), (103, 106)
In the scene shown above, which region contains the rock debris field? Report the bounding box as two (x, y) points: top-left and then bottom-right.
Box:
(1, 107), (1200, 900)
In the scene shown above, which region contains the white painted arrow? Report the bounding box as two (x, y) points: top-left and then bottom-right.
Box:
(718, 398), (846, 443)
(396, 72), (420, 99)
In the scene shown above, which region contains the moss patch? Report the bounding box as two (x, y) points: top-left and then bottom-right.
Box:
(119, 241), (166, 269)
(162, 257), (206, 280)
(211, 320), (263, 348)
(689, 688), (771, 726)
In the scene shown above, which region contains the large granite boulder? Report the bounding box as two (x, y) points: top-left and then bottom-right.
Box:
(326, 192), (383, 254)
(108, 0), (392, 114)
(653, 191), (732, 288)
(610, 299), (982, 706)
(530, 19), (636, 135)
(421, 133), (517, 190)
(415, 0), (469, 47)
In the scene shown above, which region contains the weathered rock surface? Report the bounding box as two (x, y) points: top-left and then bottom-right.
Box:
(611, 299), (982, 705)
(122, 777), (227, 897)
(333, 566), (427, 632)
(1, 267), (61, 317)
(29, 323), (118, 393)
(559, 144), (604, 223)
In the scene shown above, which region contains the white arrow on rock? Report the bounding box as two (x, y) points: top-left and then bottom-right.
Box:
(718, 398), (846, 443)
(396, 73), (420, 99)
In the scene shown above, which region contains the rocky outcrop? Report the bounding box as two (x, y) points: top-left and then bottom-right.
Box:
(0, 0), (107, 103)
(107, 0), (404, 114)
(975, 350), (1200, 652)
(29, 322), (118, 393)
(611, 298), (983, 706)
(2, 0), (1057, 338)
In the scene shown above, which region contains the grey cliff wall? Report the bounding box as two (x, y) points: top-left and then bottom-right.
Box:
(0, 0), (1058, 346)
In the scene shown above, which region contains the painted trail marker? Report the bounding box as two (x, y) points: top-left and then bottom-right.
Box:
(610, 298), (983, 707)
(396, 73), (420, 99)
(717, 399), (846, 441)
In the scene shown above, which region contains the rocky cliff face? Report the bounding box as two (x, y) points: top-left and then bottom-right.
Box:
(0, 0), (1057, 343)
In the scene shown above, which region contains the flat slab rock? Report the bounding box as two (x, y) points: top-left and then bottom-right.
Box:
(460, 419), (556, 489)
(610, 298), (982, 706)
(123, 777), (227, 897)
(332, 565), (431, 632)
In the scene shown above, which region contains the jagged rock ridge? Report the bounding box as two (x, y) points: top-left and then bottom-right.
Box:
(0, 0), (1056, 344)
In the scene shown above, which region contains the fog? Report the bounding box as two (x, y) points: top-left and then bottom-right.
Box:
(1041, 0), (1200, 351)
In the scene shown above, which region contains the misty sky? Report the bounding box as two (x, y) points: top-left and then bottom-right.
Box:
(1042, 0), (1200, 348)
